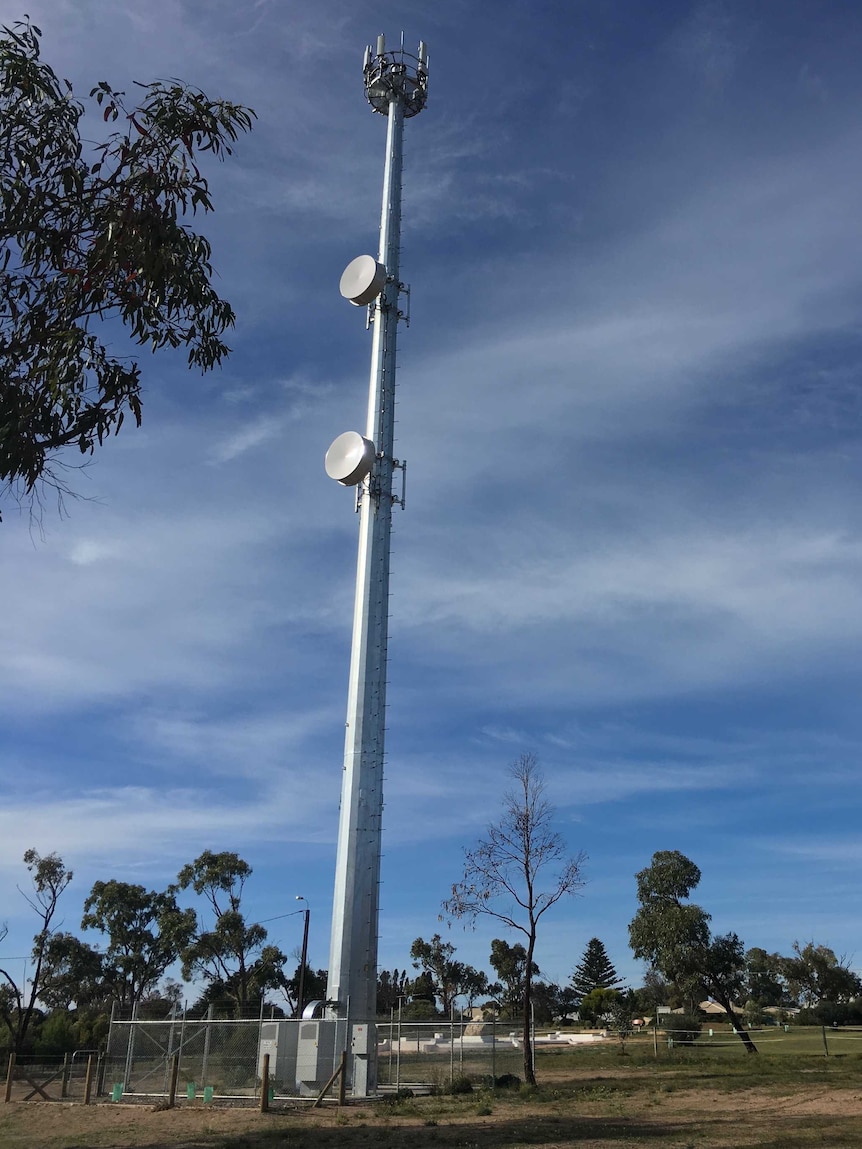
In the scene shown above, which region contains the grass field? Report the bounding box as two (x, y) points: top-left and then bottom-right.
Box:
(3, 1035), (862, 1148)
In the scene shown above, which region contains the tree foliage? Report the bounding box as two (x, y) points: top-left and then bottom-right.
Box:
(410, 934), (489, 1016)
(781, 941), (861, 1007)
(37, 932), (105, 1011)
(0, 18), (254, 508)
(443, 754), (586, 1084)
(743, 947), (787, 1008)
(658, 1009), (703, 1043)
(579, 986), (623, 1026)
(529, 979), (575, 1025)
(81, 880), (196, 1009)
(606, 991), (637, 1050)
(283, 963), (327, 1019)
(410, 934), (460, 1016)
(0, 849), (72, 1051)
(630, 968), (671, 1014)
(488, 938), (539, 1017)
(176, 851), (287, 1016)
(628, 850), (757, 1054)
(571, 937), (624, 1001)
(376, 968), (412, 1015)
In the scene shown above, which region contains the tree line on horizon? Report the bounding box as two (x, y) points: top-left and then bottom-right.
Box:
(0, 848), (314, 1056)
(1, 843), (857, 1063)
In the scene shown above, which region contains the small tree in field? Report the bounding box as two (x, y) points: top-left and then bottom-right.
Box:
(0, 19), (254, 513)
(443, 754), (586, 1085)
(579, 986), (622, 1026)
(628, 850), (757, 1054)
(607, 993), (636, 1053)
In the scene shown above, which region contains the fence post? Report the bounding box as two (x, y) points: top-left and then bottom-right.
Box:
(312, 1050), (346, 1108)
(84, 1056), (95, 1106)
(821, 1026), (830, 1057)
(4, 1053), (15, 1103)
(201, 1003), (214, 1085)
(396, 1005), (402, 1092)
(260, 1053), (270, 1113)
(167, 1054), (180, 1108)
(123, 1002), (137, 1093)
(61, 1052), (70, 1098)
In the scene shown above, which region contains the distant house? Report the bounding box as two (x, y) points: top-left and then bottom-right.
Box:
(698, 1000), (743, 1016)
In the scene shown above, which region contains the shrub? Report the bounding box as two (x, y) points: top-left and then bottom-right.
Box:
(480, 1072), (521, 1090)
(449, 1075), (474, 1094)
(659, 1012), (702, 1043)
(33, 1011), (77, 1055)
(382, 1087), (415, 1102)
(797, 1002), (862, 1027)
(495, 1073), (521, 1089)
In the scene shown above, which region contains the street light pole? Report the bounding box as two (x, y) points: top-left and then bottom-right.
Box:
(295, 896), (310, 1020)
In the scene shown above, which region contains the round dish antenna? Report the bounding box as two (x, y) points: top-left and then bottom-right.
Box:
(340, 255), (387, 306)
(325, 431), (376, 486)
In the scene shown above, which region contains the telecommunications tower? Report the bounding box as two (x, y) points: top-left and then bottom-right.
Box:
(324, 34), (428, 1095)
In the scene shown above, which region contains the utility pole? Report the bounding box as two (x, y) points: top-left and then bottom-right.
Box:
(324, 33), (428, 1097)
(295, 895), (310, 1019)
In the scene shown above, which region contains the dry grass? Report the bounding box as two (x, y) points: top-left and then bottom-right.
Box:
(4, 1045), (862, 1148)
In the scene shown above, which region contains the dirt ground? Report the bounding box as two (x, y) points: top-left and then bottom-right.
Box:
(3, 1079), (862, 1149)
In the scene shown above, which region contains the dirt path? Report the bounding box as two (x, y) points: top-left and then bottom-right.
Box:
(2, 1084), (862, 1149)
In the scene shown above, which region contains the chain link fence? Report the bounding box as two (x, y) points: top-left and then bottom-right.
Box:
(103, 1011), (528, 1102)
(377, 1018), (524, 1090)
(9, 1020), (860, 1106)
(106, 1012), (266, 1100)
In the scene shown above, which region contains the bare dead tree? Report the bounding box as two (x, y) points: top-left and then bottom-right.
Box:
(443, 754), (586, 1085)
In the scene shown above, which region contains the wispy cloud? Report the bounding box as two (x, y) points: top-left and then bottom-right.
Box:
(210, 415), (285, 463)
(667, 1), (753, 89)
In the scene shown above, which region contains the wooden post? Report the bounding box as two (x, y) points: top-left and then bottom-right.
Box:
(4, 1053), (15, 1103)
(167, 1054), (180, 1108)
(337, 1050), (347, 1105)
(821, 1026), (830, 1057)
(260, 1053), (270, 1113)
(312, 1052), (345, 1109)
(83, 1056), (95, 1106)
(61, 1053), (70, 1099)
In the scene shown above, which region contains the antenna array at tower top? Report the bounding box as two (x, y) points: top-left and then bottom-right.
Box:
(362, 33), (428, 118)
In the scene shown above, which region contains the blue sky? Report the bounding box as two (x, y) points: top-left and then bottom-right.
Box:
(2, 0), (862, 997)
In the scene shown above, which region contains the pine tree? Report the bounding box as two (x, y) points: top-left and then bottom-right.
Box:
(571, 937), (624, 1000)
